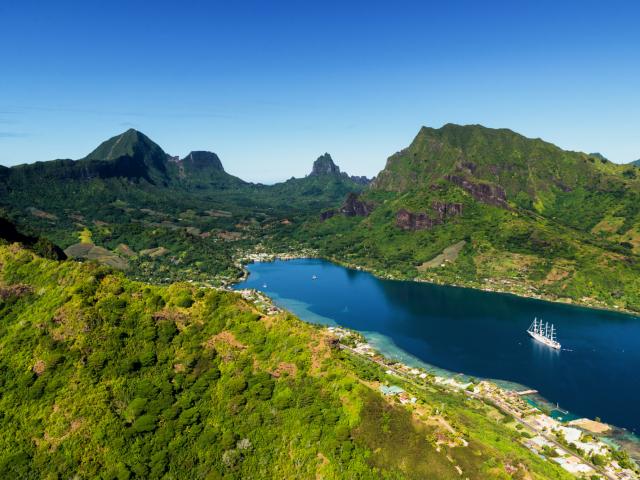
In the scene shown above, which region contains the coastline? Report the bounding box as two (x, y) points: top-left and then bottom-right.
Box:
(232, 254), (640, 464)
(232, 274), (640, 477)
(234, 249), (639, 318)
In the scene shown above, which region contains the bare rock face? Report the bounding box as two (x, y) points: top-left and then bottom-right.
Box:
(396, 201), (463, 231)
(445, 175), (508, 209)
(320, 193), (373, 221)
(341, 192), (373, 217)
(310, 153), (341, 176)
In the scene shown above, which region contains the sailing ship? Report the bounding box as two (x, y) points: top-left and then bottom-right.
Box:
(527, 318), (561, 350)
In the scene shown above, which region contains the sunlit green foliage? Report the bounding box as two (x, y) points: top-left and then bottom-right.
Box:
(0, 245), (573, 479)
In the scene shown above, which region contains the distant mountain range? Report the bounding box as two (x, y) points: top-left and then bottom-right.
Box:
(1, 123), (639, 312)
(0, 129), (368, 281)
(1, 128), (368, 189)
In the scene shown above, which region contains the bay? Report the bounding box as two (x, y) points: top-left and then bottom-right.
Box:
(235, 258), (640, 434)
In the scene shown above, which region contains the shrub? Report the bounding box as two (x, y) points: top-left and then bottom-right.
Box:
(130, 414), (157, 433)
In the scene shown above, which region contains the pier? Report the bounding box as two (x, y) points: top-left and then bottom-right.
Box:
(516, 389), (538, 396)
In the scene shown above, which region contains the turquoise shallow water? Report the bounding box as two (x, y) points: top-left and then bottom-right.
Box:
(235, 258), (640, 434)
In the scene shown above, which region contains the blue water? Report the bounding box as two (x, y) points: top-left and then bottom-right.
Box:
(235, 258), (640, 433)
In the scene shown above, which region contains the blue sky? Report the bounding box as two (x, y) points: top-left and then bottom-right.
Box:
(1, 0), (639, 182)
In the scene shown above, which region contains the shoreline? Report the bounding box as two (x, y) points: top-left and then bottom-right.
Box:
(232, 254), (640, 462)
(234, 250), (639, 319)
(324, 255), (640, 319)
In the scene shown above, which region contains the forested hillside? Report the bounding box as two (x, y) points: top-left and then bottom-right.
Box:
(0, 243), (575, 479)
(297, 124), (640, 313)
(0, 130), (364, 283)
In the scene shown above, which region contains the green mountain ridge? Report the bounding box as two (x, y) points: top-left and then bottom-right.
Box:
(297, 123), (640, 312)
(2, 124), (640, 477)
(0, 130), (366, 282)
(2, 123), (639, 311)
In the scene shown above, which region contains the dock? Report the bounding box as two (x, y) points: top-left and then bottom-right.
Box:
(516, 389), (538, 396)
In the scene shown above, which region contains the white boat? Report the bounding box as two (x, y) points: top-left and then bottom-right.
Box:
(312, 275), (317, 280)
(527, 318), (561, 350)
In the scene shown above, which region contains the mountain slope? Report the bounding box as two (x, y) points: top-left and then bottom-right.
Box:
(172, 150), (247, 189)
(0, 243), (577, 479)
(83, 128), (169, 181)
(374, 124), (640, 230)
(295, 124), (640, 312)
(0, 217), (66, 260)
(0, 134), (367, 283)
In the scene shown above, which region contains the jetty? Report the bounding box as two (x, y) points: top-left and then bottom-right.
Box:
(516, 389), (538, 396)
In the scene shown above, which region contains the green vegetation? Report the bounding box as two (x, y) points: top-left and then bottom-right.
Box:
(0, 244), (576, 479)
(5, 124), (638, 313)
(0, 130), (364, 284)
(293, 124), (640, 313)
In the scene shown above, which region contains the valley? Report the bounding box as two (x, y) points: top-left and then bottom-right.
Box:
(1, 124), (640, 478)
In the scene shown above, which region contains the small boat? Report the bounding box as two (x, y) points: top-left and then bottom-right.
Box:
(527, 318), (561, 350)
(262, 284), (267, 288)
(312, 275), (317, 280)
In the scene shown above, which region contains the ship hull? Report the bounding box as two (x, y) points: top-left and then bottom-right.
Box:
(527, 330), (561, 350)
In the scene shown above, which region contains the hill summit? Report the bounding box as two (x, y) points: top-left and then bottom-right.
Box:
(180, 151), (225, 172)
(310, 153), (341, 176)
(308, 153), (370, 185)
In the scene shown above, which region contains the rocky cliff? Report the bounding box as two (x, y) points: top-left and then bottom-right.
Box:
(395, 201), (463, 230)
(321, 192), (374, 220)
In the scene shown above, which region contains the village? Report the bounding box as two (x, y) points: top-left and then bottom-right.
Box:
(331, 325), (638, 480)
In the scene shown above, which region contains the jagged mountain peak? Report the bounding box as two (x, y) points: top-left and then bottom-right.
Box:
(310, 153), (341, 176)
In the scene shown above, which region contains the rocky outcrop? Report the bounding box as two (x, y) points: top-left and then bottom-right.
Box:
(310, 153), (341, 176)
(320, 210), (337, 221)
(445, 175), (508, 209)
(349, 175), (371, 186)
(320, 193), (374, 221)
(396, 201), (463, 231)
(309, 153), (371, 184)
(341, 192), (373, 217)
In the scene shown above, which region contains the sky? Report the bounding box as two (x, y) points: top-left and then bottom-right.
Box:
(1, 0), (639, 183)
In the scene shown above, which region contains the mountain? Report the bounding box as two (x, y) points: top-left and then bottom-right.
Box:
(310, 153), (341, 176)
(589, 152), (608, 162)
(263, 153), (368, 212)
(83, 128), (169, 181)
(172, 150), (247, 189)
(0, 242), (581, 479)
(0, 132), (370, 283)
(3, 129), (171, 185)
(299, 123), (640, 312)
(180, 151), (224, 171)
(631, 159), (640, 167)
(309, 153), (371, 185)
